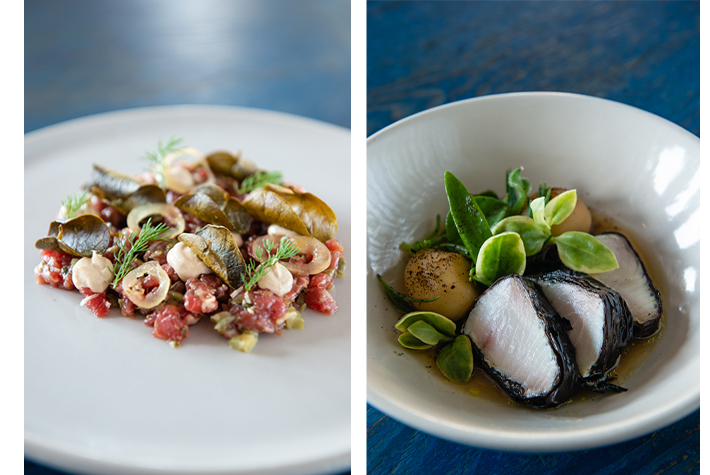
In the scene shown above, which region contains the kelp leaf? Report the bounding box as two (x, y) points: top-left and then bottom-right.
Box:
(221, 196), (252, 234)
(109, 184), (166, 215)
(91, 164), (142, 200)
(193, 183), (252, 233)
(178, 225), (246, 288)
(241, 185), (338, 242)
(205, 151), (259, 180)
(35, 215), (111, 257)
(175, 188), (252, 234)
(241, 188), (312, 237)
(175, 193), (236, 231)
(264, 184), (337, 242)
(192, 183), (229, 206)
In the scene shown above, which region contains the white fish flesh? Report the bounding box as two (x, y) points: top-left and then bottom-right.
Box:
(533, 271), (633, 387)
(592, 232), (662, 338)
(461, 274), (578, 408)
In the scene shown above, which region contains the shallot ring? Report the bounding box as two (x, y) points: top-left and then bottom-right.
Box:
(121, 261), (170, 309)
(252, 234), (331, 276)
(127, 203), (185, 239)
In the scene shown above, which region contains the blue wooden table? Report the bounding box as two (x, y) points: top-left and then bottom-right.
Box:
(24, 1), (350, 474)
(367, 1), (699, 474)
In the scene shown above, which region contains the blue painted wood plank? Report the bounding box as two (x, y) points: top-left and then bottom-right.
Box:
(368, 406), (699, 475)
(367, 1), (699, 137)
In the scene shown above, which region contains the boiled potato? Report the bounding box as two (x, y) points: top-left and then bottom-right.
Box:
(404, 249), (479, 321)
(527, 187), (592, 236)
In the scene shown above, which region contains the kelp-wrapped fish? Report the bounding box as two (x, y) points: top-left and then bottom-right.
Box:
(461, 274), (578, 409)
(532, 271), (633, 390)
(592, 232), (662, 339)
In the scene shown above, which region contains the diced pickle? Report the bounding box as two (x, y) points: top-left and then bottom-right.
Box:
(284, 308), (304, 330)
(229, 331), (259, 353)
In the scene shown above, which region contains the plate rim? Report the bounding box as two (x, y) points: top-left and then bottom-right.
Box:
(25, 105), (351, 475)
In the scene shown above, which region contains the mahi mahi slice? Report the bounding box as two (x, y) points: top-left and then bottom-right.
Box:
(461, 274), (578, 408)
(533, 271), (633, 387)
(592, 232), (663, 339)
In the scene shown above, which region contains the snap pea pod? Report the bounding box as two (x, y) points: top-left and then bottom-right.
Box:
(444, 171), (493, 265)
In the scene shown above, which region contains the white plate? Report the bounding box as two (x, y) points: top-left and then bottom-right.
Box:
(25, 105), (351, 475)
(367, 92), (699, 452)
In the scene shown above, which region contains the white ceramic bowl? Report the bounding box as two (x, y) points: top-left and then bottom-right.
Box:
(366, 92), (699, 452)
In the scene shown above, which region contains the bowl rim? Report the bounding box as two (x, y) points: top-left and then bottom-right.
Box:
(366, 91), (700, 451)
(367, 91), (698, 142)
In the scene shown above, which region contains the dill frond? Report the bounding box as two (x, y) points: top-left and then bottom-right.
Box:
(110, 218), (172, 288)
(243, 237), (300, 291)
(61, 190), (91, 219)
(144, 136), (183, 188)
(236, 170), (283, 194)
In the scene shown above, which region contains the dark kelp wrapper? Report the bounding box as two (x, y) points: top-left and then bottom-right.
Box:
(461, 274), (579, 409)
(532, 270), (633, 392)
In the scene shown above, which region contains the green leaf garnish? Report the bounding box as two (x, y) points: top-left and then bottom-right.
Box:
(61, 190), (90, 220)
(436, 335), (474, 383)
(552, 232), (619, 273)
(243, 236), (300, 291)
(473, 195), (510, 228)
(407, 320), (454, 345)
(110, 217), (172, 288)
(236, 170), (283, 194)
(538, 182), (552, 205)
(395, 311), (457, 337)
(505, 167), (531, 215)
(544, 189), (577, 226)
(529, 196), (550, 234)
(144, 136), (183, 189)
(475, 232), (526, 287)
(492, 216), (550, 256)
(397, 331), (434, 350)
(445, 211), (463, 245)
